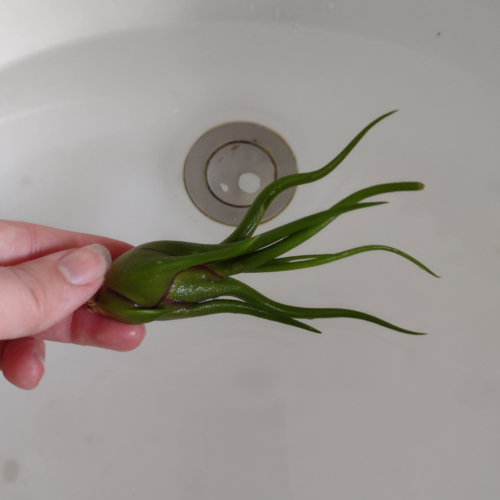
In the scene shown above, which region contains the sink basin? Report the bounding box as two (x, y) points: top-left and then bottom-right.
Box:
(1, 2), (499, 499)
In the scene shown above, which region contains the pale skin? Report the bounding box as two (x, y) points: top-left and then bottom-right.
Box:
(0, 220), (146, 390)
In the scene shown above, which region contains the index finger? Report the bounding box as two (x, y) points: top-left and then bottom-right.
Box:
(0, 220), (133, 266)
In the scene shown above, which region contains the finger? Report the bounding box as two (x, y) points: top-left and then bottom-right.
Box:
(1, 337), (46, 390)
(35, 306), (146, 352)
(0, 244), (111, 340)
(0, 220), (133, 266)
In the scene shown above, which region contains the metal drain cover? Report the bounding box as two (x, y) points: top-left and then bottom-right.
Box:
(184, 122), (297, 225)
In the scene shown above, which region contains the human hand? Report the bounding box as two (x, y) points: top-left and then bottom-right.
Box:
(0, 220), (146, 390)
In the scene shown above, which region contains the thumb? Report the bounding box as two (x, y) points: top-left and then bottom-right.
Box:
(0, 244), (112, 340)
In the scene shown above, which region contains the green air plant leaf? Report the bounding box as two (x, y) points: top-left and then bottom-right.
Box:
(87, 111), (436, 335)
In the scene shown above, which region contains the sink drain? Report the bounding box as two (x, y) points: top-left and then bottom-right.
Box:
(184, 122), (297, 225)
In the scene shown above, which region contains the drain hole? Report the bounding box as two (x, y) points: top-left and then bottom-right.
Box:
(184, 122), (297, 225)
(239, 172), (261, 194)
(206, 141), (275, 207)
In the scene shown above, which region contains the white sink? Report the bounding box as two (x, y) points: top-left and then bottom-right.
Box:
(1, 2), (500, 499)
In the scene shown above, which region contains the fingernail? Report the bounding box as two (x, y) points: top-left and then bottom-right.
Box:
(57, 244), (112, 285)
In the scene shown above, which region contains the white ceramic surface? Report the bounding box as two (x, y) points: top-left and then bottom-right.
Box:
(1, 2), (499, 499)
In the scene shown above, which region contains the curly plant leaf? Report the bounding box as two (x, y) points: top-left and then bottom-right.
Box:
(88, 111), (436, 335)
(248, 245), (439, 277)
(223, 110), (398, 243)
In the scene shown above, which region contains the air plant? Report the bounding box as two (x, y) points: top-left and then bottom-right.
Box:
(87, 111), (436, 335)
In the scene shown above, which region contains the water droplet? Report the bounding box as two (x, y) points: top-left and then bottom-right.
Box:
(220, 183), (229, 193)
(173, 108), (179, 114)
(291, 24), (299, 34)
(249, 3), (255, 11)
(274, 9), (281, 20)
(328, 2), (334, 9)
